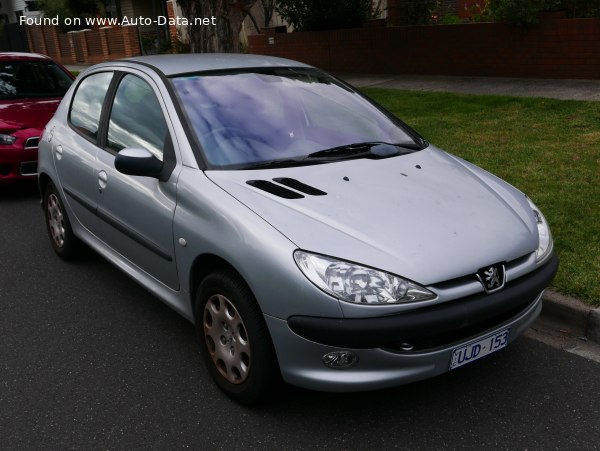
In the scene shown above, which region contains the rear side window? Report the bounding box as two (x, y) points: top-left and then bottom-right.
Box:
(69, 72), (113, 141)
(106, 74), (168, 161)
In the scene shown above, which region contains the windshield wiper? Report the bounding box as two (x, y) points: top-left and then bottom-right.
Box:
(240, 141), (427, 170)
(307, 141), (425, 159)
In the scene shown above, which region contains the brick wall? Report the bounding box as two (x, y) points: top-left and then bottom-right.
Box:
(26, 25), (141, 65)
(249, 12), (600, 80)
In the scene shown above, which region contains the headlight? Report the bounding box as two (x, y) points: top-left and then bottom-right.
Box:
(294, 250), (436, 305)
(526, 197), (553, 262)
(0, 134), (16, 145)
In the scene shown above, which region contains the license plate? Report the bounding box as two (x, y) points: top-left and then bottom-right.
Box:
(450, 328), (510, 370)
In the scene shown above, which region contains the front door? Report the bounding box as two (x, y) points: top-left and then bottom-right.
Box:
(95, 73), (179, 290)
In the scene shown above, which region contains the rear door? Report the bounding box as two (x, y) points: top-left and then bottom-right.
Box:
(54, 71), (113, 237)
(95, 71), (180, 290)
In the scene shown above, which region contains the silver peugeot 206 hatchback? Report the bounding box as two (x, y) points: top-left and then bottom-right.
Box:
(39, 54), (558, 403)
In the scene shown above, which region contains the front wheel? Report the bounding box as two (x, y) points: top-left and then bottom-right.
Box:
(43, 182), (81, 260)
(195, 269), (279, 404)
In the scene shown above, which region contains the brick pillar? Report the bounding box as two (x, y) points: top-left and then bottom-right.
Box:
(48, 26), (62, 59)
(37, 25), (48, 54)
(25, 25), (35, 53)
(66, 31), (78, 64)
(121, 25), (141, 57)
(68, 30), (90, 64)
(99, 27), (110, 60)
(80, 30), (91, 63)
(166, 0), (178, 51)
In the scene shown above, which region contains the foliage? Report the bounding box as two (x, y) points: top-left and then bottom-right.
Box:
(274, 0), (376, 31)
(396, 0), (439, 25)
(464, 0), (493, 22)
(488, 0), (547, 26)
(559, 0), (600, 17)
(489, 0), (600, 26)
(40, 0), (97, 31)
(441, 14), (462, 24)
(364, 88), (600, 306)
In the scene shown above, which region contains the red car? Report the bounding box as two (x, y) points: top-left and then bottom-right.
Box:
(0, 52), (74, 183)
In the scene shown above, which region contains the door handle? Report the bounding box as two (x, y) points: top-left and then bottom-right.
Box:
(98, 170), (108, 191)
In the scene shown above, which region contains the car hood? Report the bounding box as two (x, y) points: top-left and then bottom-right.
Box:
(206, 147), (538, 285)
(0, 98), (61, 133)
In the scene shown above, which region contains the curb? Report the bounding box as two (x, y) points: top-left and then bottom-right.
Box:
(542, 289), (600, 343)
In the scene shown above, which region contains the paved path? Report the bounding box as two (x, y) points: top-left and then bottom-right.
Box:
(337, 73), (600, 102)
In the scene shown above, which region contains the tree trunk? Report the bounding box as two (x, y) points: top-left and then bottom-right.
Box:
(178, 0), (257, 53)
(260, 0), (275, 28)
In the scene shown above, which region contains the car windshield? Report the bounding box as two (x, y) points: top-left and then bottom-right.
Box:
(0, 60), (73, 100)
(171, 68), (424, 169)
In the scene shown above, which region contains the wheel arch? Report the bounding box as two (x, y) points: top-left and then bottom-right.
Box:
(189, 253), (248, 314)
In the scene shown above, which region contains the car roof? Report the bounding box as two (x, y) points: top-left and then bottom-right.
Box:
(0, 52), (52, 62)
(122, 53), (312, 76)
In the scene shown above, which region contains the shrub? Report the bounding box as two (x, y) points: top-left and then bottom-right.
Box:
(488, 0), (546, 26)
(275, 0), (376, 31)
(397, 0), (439, 25)
(489, 0), (600, 26)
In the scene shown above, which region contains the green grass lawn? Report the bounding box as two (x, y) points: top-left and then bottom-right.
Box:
(364, 88), (600, 306)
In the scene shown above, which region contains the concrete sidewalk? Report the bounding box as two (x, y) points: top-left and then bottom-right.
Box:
(337, 73), (600, 102)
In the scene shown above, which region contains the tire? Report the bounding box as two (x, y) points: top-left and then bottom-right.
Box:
(43, 182), (81, 260)
(195, 269), (280, 404)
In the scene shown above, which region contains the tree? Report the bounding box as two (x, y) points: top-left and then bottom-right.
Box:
(259, 0), (276, 28)
(395, 0), (439, 25)
(488, 0), (547, 26)
(275, 0), (375, 32)
(40, 0), (98, 31)
(177, 0), (257, 53)
(489, 0), (600, 27)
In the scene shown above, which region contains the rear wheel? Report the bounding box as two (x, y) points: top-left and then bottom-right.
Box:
(43, 182), (81, 260)
(195, 269), (279, 404)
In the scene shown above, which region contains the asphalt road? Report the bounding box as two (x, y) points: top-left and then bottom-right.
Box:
(1, 183), (599, 450)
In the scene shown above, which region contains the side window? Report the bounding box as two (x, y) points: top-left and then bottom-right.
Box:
(107, 74), (168, 161)
(69, 72), (113, 141)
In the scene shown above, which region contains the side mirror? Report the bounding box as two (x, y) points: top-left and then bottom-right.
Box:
(115, 148), (163, 179)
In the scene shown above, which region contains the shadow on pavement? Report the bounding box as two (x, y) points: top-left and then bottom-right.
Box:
(0, 180), (40, 201)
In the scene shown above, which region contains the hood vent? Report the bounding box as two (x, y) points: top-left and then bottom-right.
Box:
(273, 178), (327, 196)
(246, 180), (304, 199)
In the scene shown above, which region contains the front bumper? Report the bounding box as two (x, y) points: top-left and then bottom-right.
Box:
(266, 255), (557, 392)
